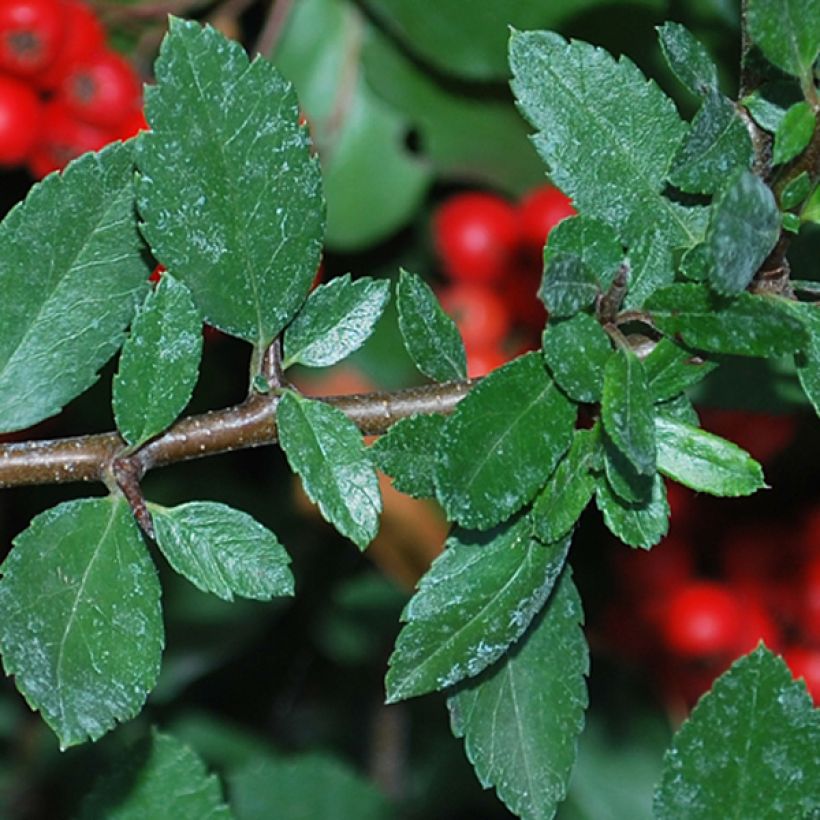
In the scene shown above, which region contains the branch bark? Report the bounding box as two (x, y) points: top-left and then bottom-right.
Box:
(0, 380), (474, 490)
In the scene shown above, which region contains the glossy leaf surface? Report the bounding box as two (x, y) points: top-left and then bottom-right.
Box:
(386, 517), (570, 702)
(657, 22), (719, 96)
(643, 338), (716, 401)
(596, 472), (669, 549)
(0, 497), (163, 748)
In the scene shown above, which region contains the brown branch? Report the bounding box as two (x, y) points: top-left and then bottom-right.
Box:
(0, 380), (474, 490)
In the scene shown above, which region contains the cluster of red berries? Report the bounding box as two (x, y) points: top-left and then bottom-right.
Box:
(0, 0), (146, 177)
(601, 415), (819, 712)
(431, 185), (575, 377)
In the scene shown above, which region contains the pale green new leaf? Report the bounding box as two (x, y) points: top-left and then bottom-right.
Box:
(532, 427), (601, 543)
(80, 730), (232, 819)
(448, 567), (588, 820)
(654, 645), (820, 819)
(396, 269), (466, 381)
(596, 472), (669, 549)
(781, 172), (812, 210)
(385, 517), (570, 702)
(435, 353), (575, 530)
(623, 231), (674, 309)
(601, 349), (656, 475)
(510, 30), (703, 249)
(657, 22), (719, 96)
(669, 91), (753, 195)
(746, 0), (820, 83)
(113, 274), (202, 448)
(542, 313), (613, 403)
(0, 142), (149, 433)
(646, 285), (807, 356)
(150, 501), (294, 601)
(370, 413), (445, 498)
(283, 274), (390, 369)
(0, 497), (163, 748)
(643, 338), (717, 401)
(707, 170), (781, 295)
(772, 101), (816, 165)
(136, 18), (324, 348)
(278, 392), (381, 549)
(655, 415), (765, 496)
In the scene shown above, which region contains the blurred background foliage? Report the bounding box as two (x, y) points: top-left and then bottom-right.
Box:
(1, 0), (818, 817)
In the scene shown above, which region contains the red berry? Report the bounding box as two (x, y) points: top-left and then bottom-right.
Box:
(26, 100), (113, 177)
(36, 0), (104, 90)
(115, 106), (149, 140)
(661, 581), (743, 658)
(438, 283), (510, 349)
(58, 47), (141, 129)
(783, 646), (820, 706)
(433, 192), (520, 284)
(0, 75), (42, 166)
(518, 184), (576, 250)
(0, 0), (62, 78)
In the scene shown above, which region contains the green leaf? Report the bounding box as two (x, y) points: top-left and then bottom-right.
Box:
(385, 517), (570, 703)
(369, 413), (445, 498)
(282, 274), (390, 369)
(602, 433), (653, 504)
(772, 101), (816, 165)
(396, 269), (466, 382)
(80, 730), (232, 819)
(596, 472), (669, 549)
(657, 22), (719, 96)
(742, 81), (803, 133)
(803, 184), (820, 223)
(646, 284), (808, 356)
(0, 142), (149, 434)
(656, 393), (701, 426)
(532, 427), (601, 542)
(643, 338), (717, 401)
(794, 303), (820, 416)
(542, 314), (613, 403)
(273, 0), (430, 250)
(679, 242), (711, 282)
(746, 0), (820, 83)
(0, 497), (163, 748)
(707, 170), (781, 295)
(539, 254), (599, 319)
(780, 171), (812, 210)
(655, 415), (766, 496)
(435, 353), (575, 530)
(601, 349), (656, 475)
(669, 91), (753, 195)
(654, 645), (820, 819)
(150, 501), (294, 602)
(448, 567), (588, 820)
(510, 30), (703, 249)
(623, 231), (674, 309)
(137, 18), (324, 348)
(113, 274), (202, 448)
(230, 753), (391, 820)
(278, 391), (381, 549)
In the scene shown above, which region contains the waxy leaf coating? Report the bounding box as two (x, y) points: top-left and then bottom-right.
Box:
(623, 230), (674, 309)
(655, 646), (820, 819)
(113, 274), (203, 448)
(435, 353), (576, 530)
(137, 18), (325, 348)
(283, 274), (390, 369)
(385, 517), (570, 703)
(150, 501), (294, 601)
(278, 391), (381, 549)
(0, 142), (149, 433)
(80, 730), (232, 819)
(657, 22), (719, 97)
(0, 497), (163, 749)
(448, 567), (588, 820)
(396, 269), (466, 382)
(655, 416), (765, 496)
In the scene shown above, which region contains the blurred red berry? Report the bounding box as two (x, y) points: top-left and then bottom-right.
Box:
(433, 192), (520, 284)
(58, 47), (141, 129)
(37, 0), (104, 90)
(0, 0), (63, 78)
(800, 556), (820, 643)
(439, 283), (510, 349)
(784, 646), (820, 706)
(464, 341), (509, 379)
(26, 100), (113, 177)
(518, 184), (576, 250)
(615, 535), (694, 601)
(0, 75), (42, 165)
(733, 591), (781, 655)
(720, 523), (786, 586)
(116, 106), (149, 140)
(661, 581), (743, 658)
(501, 260), (547, 331)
